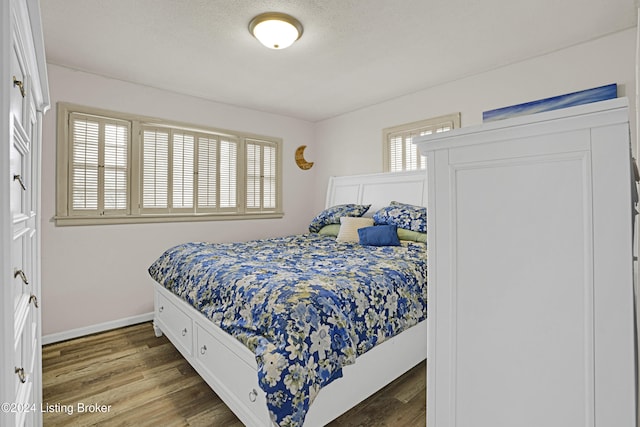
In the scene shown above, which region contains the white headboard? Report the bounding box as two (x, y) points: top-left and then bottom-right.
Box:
(325, 170), (428, 215)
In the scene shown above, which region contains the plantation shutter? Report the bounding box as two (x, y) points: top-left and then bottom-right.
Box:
(69, 113), (129, 215)
(388, 128), (432, 172)
(246, 139), (277, 211)
(405, 130), (420, 171)
(172, 132), (195, 210)
(103, 123), (128, 211)
(197, 135), (217, 211)
(246, 142), (261, 209)
(389, 134), (403, 173)
(385, 114), (459, 172)
(70, 115), (99, 212)
(142, 127), (169, 211)
(263, 143), (276, 209)
(196, 133), (238, 212)
(219, 138), (238, 209)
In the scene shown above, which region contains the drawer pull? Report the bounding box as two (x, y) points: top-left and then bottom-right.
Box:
(13, 76), (25, 98)
(15, 367), (26, 383)
(14, 269), (29, 285)
(200, 345), (207, 355)
(158, 305), (164, 313)
(181, 328), (187, 336)
(29, 294), (39, 308)
(13, 174), (26, 191)
(249, 388), (258, 403)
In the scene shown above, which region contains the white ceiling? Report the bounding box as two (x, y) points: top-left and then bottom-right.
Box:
(40, 0), (637, 122)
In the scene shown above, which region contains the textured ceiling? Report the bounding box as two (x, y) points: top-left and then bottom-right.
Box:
(41, 0), (637, 122)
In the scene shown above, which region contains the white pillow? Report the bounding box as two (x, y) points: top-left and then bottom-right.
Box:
(336, 216), (374, 242)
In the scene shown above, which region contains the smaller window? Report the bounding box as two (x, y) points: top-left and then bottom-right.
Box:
(383, 113), (460, 172)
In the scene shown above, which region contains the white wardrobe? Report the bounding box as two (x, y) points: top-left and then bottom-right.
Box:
(1, 0), (49, 425)
(416, 98), (637, 427)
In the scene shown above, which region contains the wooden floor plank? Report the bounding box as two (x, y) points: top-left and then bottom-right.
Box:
(42, 322), (426, 426)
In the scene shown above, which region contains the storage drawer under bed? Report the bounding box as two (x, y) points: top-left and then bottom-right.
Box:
(155, 293), (193, 357)
(153, 286), (271, 426)
(194, 324), (270, 425)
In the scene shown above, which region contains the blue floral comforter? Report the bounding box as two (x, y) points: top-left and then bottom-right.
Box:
(148, 233), (427, 426)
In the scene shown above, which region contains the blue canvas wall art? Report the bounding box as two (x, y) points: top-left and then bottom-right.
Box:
(482, 84), (617, 122)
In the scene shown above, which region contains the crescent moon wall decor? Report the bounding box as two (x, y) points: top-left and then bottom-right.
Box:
(295, 145), (314, 170)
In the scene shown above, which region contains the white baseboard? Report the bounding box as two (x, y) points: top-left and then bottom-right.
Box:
(42, 312), (154, 345)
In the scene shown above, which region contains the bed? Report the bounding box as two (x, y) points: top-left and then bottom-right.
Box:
(148, 170), (429, 426)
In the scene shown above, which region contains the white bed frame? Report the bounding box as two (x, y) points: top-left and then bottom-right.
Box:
(152, 170), (429, 426)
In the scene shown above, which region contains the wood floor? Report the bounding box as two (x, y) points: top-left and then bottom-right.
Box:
(42, 322), (426, 426)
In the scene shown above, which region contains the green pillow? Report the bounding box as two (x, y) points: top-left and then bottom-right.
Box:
(318, 224), (341, 237)
(397, 228), (427, 243)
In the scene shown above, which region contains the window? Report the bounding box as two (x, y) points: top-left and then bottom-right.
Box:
(139, 127), (239, 214)
(383, 113), (460, 172)
(246, 139), (277, 212)
(69, 113), (130, 216)
(56, 104), (282, 225)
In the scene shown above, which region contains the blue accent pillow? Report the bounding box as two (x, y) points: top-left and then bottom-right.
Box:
(358, 224), (401, 246)
(308, 204), (371, 233)
(373, 201), (427, 233)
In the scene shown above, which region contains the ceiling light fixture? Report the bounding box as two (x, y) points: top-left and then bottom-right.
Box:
(249, 12), (303, 50)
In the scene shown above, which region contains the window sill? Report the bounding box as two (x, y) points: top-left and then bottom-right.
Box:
(53, 211), (284, 226)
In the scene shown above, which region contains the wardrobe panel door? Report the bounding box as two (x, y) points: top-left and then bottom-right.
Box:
(451, 136), (594, 427)
(9, 40), (26, 127)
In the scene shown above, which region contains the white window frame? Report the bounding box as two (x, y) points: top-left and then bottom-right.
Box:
(56, 103), (283, 225)
(383, 113), (460, 172)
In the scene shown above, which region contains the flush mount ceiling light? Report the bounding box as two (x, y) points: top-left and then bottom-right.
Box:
(249, 12), (303, 50)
